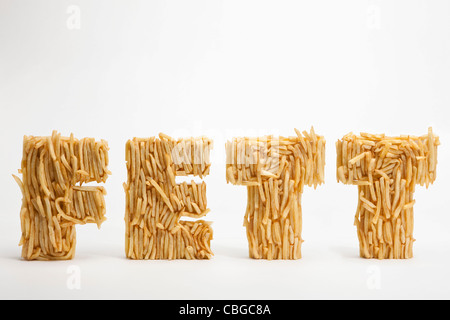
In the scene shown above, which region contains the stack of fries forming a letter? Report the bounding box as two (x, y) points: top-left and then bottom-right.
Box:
(226, 128), (326, 259)
(336, 128), (440, 259)
(124, 134), (213, 259)
(13, 131), (110, 260)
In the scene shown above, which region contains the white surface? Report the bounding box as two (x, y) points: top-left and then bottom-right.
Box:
(0, 0), (449, 300)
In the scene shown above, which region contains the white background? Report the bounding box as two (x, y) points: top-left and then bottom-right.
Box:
(0, 0), (449, 300)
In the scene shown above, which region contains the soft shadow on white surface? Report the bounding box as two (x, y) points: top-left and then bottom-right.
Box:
(1, 239), (450, 300)
(330, 246), (360, 259)
(212, 243), (249, 260)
